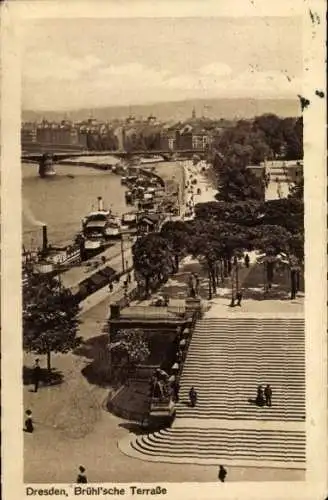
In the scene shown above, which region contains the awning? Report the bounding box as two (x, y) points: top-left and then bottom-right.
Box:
(89, 272), (107, 286)
(100, 266), (116, 279)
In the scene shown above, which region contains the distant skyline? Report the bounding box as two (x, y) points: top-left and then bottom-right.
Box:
(22, 16), (302, 112)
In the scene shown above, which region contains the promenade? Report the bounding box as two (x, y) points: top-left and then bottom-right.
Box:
(24, 161), (304, 483)
(23, 276), (304, 483)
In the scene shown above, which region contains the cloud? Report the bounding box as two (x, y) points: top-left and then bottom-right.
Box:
(22, 52), (301, 110)
(98, 63), (170, 87)
(166, 65), (301, 98)
(23, 51), (102, 81)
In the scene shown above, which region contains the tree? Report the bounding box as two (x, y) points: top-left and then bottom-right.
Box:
(259, 198), (303, 234)
(23, 271), (82, 371)
(194, 200), (261, 227)
(248, 224), (292, 256)
(215, 165), (265, 202)
(282, 117), (303, 160)
(187, 220), (250, 297)
(253, 114), (285, 157)
(109, 328), (150, 364)
(160, 220), (190, 272)
(132, 233), (174, 296)
(109, 328), (150, 380)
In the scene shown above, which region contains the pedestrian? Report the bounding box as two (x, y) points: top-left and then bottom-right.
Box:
(127, 273), (131, 284)
(24, 409), (34, 433)
(108, 282), (113, 292)
(236, 290), (243, 306)
(218, 465), (227, 482)
(244, 253), (250, 268)
(32, 358), (41, 393)
(76, 465), (88, 484)
(256, 385), (265, 407)
(264, 384), (272, 407)
(189, 386), (197, 407)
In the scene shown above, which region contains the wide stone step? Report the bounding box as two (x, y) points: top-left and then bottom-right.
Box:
(175, 411), (305, 421)
(180, 373), (305, 381)
(127, 427), (306, 465)
(188, 340), (304, 345)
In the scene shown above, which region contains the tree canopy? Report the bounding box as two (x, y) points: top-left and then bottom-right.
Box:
(23, 272), (82, 371)
(109, 328), (150, 366)
(132, 233), (174, 296)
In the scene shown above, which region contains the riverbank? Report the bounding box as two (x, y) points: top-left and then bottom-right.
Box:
(30, 158), (181, 304)
(60, 159), (186, 307)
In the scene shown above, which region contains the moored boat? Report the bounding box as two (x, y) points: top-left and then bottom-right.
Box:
(82, 197), (123, 248)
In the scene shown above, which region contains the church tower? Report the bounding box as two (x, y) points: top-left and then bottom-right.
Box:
(192, 107), (196, 120)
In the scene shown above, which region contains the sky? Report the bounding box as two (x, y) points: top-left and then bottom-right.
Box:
(21, 16), (302, 111)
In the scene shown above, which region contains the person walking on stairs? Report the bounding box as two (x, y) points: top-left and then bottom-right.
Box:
(255, 385), (265, 406)
(189, 387), (197, 407)
(218, 465), (227, 482)
(264, 384), (272, 407)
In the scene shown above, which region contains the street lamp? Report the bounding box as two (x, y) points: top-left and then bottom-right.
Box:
(120, 233), (125, 273)
(229, 256), (238, 307)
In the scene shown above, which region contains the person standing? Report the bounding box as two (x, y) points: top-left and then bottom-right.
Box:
(236, 290), (243, 306)
(218, 465), (227, 482)
(264, 384), (272, 407)
(32, 358), (41, 393)
(189, 387), (197, 407)
(244, 254), (250, 268)
(76, 466), (88, 483)
(24, 409), (34, 433)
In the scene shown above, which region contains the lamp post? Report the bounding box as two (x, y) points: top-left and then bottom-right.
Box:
(207, 262), (212, 300)
(120, 233), (125, 273)
(230, 256), (238, 307)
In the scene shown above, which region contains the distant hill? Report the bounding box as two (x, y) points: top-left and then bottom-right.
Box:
(22, 98), (301, 123)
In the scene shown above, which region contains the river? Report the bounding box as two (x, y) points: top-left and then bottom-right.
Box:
(22, 160), (182, 249)
(22, 163), (131, 249)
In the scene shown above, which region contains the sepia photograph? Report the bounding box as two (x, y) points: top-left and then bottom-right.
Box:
(1, 1), (327, 498)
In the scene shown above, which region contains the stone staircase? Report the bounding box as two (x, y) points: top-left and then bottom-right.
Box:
(125, 426), (305, 468)
(120, 316), (306, 468)
(177, 317), (305, 421)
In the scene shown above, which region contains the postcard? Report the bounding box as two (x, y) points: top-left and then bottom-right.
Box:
(1, 1), (327, 499)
